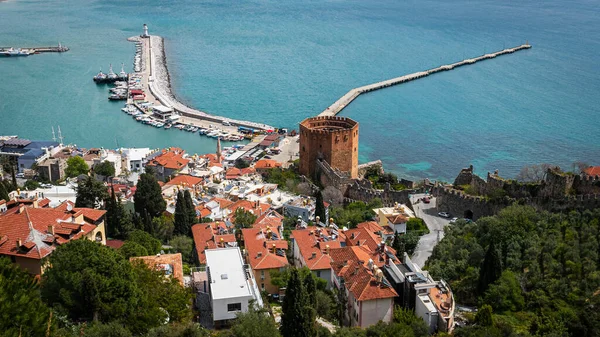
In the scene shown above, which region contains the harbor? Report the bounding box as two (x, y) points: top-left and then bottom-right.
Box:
(127, 24), (275, 132)
(319, 44), (532, 117)
(90, 25), (279, 143)
(0, 43), (69, 57)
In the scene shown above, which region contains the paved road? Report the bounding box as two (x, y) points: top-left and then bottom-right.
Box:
(410, 193), (451, 268)
(271, 135), (299, 166)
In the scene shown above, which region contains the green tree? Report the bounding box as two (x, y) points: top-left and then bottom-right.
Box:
(482, 271), (524, 312)
(65, 156), (89, 177)
(174, 191), (190, 236)
(134, 172), (166, 218)
(393, 306), (429, 337)
(147, 322), (210, 337)
(477, 241), (502, 295)
(226, 305), (281, 337)
(0, 182), (9, 202)
(281, 268), (313, 337)
(184, 190), (198, 227)
(475, 304), (494, 327)
(170, 235), (194, 264)
(94, 161), (116, 179)
(128, 230), (162, 255)
(235, 158), (250, 169)
(105, 186), (134, 239)
(119, 241), (149, 259)
(75, 175), (109, 208)
(393, 232), (420, 256)
(233, 207), (258, 228)
(0, 257), (55, 337)
(315, 190), (326, 223)
(304, 272), (317, 308)
(41, 240), (139, 324)
(149, 215), (175, 242)
(128, 260), (192, 334)
(23, 179), (40, 190)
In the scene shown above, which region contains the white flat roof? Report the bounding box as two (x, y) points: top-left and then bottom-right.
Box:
(225, 150), (247, 162)
(152, 105), (173, 113)
(205, 247), (253, 300)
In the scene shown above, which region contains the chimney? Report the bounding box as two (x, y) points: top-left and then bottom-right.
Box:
(18, 205), (25, 214)
(325, 244), (330, 254)
(16, 238), (22, 248)
(351, 233), (355, 239)
(272, 243), (276, 254)
(48, 225), (54, 235)
(311, 252), (317, 259)
(257, 252), (263, 258)
(220, 237), (224, 248)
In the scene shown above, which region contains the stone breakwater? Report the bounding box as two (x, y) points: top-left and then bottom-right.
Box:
(131, 35), (275, 131)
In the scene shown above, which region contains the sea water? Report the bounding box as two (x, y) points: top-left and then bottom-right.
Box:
(0, 0), (598, 181)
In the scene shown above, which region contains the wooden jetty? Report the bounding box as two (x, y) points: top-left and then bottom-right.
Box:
(319, 44), (532, 117)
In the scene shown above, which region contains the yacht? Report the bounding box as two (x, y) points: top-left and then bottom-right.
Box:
(118, 63), (128, 80)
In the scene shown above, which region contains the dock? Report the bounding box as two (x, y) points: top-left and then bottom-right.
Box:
(128, 35), (275, 132)
(0, 45), (69, 54)
(319, 44), (532, 117)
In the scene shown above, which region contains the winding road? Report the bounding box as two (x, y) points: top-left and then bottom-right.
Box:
(409, 193), (451, 268)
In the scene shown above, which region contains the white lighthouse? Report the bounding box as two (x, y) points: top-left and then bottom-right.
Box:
(142, 24), (149, 38)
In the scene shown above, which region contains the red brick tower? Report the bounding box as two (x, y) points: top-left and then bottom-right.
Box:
(299, 116), (359, 179)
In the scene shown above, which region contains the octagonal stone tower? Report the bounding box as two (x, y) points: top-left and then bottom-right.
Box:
(299, 116), (359, 179)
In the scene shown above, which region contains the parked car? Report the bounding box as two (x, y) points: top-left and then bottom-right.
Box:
(422, 197), (430, 204)
(438, 212), (451, 218)
(16, 172), (25, 178)
(41, 183), (53, 189)
(450, 217), (458, 224)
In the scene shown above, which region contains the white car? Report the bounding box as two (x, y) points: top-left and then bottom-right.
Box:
(450, 217), (458, 224)
(438, 212), (451, 218)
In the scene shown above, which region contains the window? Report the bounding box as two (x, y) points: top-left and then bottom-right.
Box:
(261, 283), (265, 291)
(316, 271), (321, 278)
(227, 303), (242, 312)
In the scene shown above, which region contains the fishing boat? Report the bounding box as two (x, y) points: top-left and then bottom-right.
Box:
(93, 68), (108, 83)
(164, 124), (172, 130)
(107, 64), (118, 82)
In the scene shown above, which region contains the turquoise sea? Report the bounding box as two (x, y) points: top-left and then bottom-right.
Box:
(1, 0), (599, 181)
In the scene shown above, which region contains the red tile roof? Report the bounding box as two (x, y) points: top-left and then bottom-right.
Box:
(37, 198), (51, 208)
(226, 167), (242, 180)
(166, 174), (203, 188)
(253, 210), (284, 230)
(106, 239), (125, 249)
(242, 227), (288, 270)
(131, 253), (185, 286)
(0, 207), (99, 260)
(73, 208), (106, 223)
(329, 246), (398, 301)
(291, 227), (341, 271)
(585, 166), (600, 176)
(344, 227), (397, 266)
(226, 200), (271, 220)
(147, 148), (189, 170)
(211, 197), (233, 209)
(254, 159), (282, 170)
(191, 222), (236, 264)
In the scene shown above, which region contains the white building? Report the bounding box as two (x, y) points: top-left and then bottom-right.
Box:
(374, 203), (415, 235)
(205, 247), (263, 327)
(120, 148), (153, 172)
(93, 149), (123, 177)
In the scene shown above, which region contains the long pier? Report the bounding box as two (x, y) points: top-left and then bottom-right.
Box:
(0, 45), (69, 54)
(128, 35), (275, 132)
(319, 44), (531, 117)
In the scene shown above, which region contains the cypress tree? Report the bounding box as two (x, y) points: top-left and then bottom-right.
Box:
(184, 190), (197, 229)
(0, 183), (9, 202)
(134, 172), (166, 219)
(281, 269), (311, 337)
(174, 191), (189, 236)
(304, 273), (317, 308)
(314, 190), (326, 224)
(105, 186), (119, 238)
(478, 241), (503, 295)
